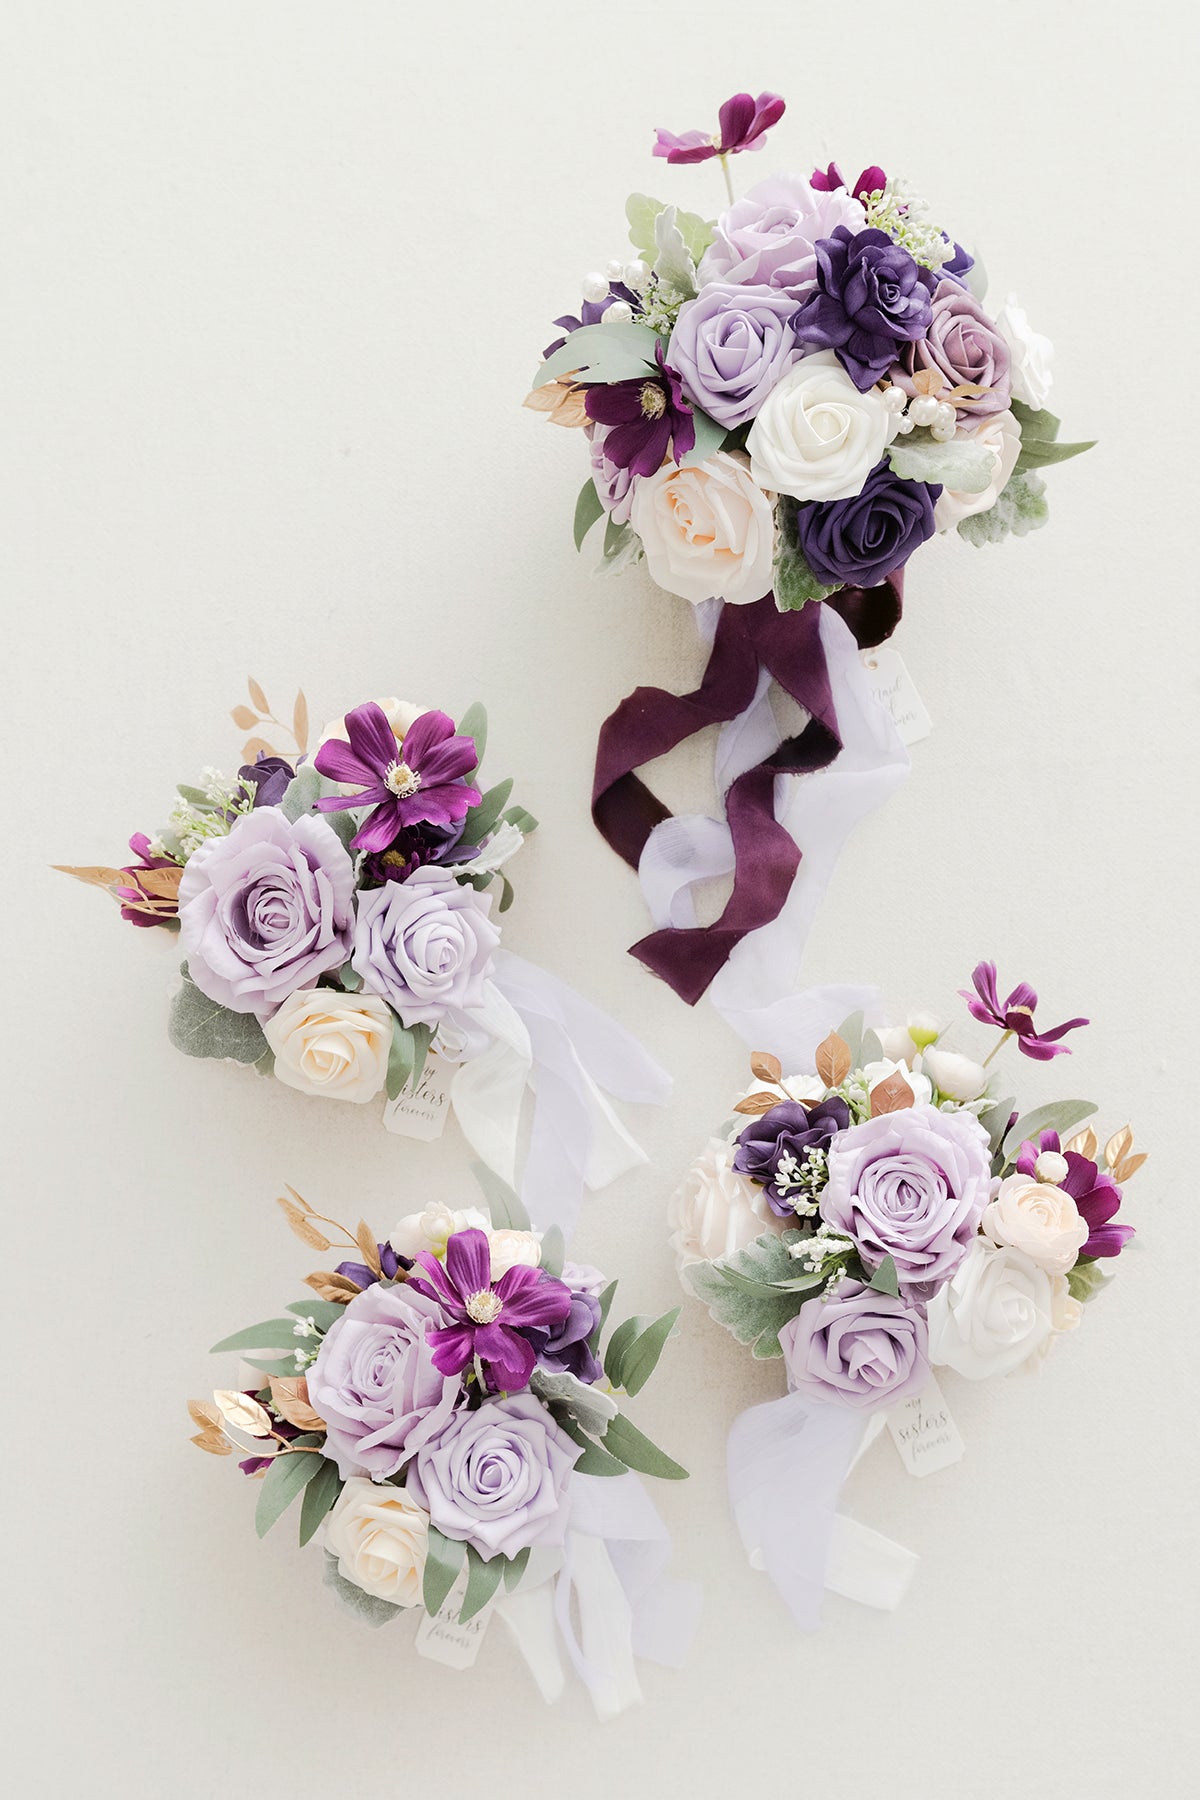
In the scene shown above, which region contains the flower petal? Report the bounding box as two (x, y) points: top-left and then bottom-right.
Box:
(443, 1227), (493, 1299)
(398, 709), (456, 765)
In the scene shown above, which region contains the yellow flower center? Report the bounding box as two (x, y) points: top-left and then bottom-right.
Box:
(465, 1290), (503, 1325)
(384, 760), (421, 799)
(639, 382), (667, 420)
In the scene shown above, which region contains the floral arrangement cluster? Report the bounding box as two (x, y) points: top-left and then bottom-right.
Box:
(189, 1179), (685, 1628)
(59, 686), (537, 1109)
(671, 963), (1140, 1399)
(528, 91), (1092, 611)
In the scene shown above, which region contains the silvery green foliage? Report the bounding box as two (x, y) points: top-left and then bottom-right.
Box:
(773, 506), (839, 612)
(322, 1551), (402, 1628)
(531, 1368), (619, 1436)
(1067, 1260), (1111, 1304)
(625, 193), (714, 267)
(957, 469), (1048, 546)
(168, 972), (267, 1063)
(686, 1230), (824, 1359)
(652, 204), (699, 301)
(888, 429), (995, 492)
(1001, 1099), (1098, 1163)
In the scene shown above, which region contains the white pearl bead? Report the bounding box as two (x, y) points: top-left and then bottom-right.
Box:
(929, 420), (957, 443)
(623, 259), (651, 293)
(882, 385), (908, 414)
(604, 300), (635, 326)
(581, 271), (609, 304)
(605, 258), (625, 281)
(893, 414), (915, 435)
(934, 401), (956, 431)
(909, 394), (940, 427)
(1034, 1151), (1070, 1185)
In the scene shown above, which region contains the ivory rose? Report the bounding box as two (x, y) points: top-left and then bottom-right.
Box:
(630, 450), (775, 606)
(982, 1173), (1088, 1276)
(995, 295), (1054, 409)
(927, 1237), (1056, 1378)
(323, 1477), (429, 1606)
(747, 351), (895, 502)
(934, 410), (1021, 531)
(669, 1137), (782, 1269)
(264, 987), (392, 1103)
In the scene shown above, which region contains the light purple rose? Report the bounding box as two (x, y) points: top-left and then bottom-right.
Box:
(307, 1278), (462, 1480)
(891, 279), (1012, 424)
(820, 1103), (990, 1297)
(588, 425), (637, 524)
(780, 1280), (929, 1411)
(406, 1393), (581, 1561)
(177, 807), (355, 1019)
(350, 866), (500, 1029)
(698, 176), (865, 297)
(668, 283), (805, 428)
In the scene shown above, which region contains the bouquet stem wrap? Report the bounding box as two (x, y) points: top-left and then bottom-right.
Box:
(592, 579), (903, 1006)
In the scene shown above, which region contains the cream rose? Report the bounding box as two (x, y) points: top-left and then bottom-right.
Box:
(488, 1229), (544, 1279)
(982, 1173), (1088, 1276)
(265, 988), (392, 1103)
(669, 1137), (782, 1270)
(747, 350), (895, 502)
(927, 1237), (1055, 1378)
(934, 409), (1022, 530)
(630, 450), (775, 606)
(323, 1477), (428, 1606)
(995, 295), (1054, 409)
(389, 1201), (490, 1260)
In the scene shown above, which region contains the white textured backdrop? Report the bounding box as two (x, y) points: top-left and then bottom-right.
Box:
(2, 2), (1195, 1794)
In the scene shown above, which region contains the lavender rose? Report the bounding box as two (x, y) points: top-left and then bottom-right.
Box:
(307, 1278), (462, 1480)
(177, 807), (355, 1019)
(668, 282), (805, 428)
(350, 866), (500, 1028)
(733, 1097), (851, 1218)
(792, 459), (939, 590)
(406, 1393), (581, 1561)
(793, 227), (936, 390)
(780, 1280), (929, 1411)
(820, 1103), (990, 1297)
(699, 175), (865, 296)
(587, 425), (637, 525)
(892, 279), (1012, 424)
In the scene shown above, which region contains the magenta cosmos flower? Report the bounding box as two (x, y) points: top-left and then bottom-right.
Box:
(810, 162), (887, 202)
(313, 703), (481, 855)
(407, 1229), (572, 1392)
(1016, 1130), (1135, 1260)
(653, 92), (786, 165)
(961, 960), (1088, 1061)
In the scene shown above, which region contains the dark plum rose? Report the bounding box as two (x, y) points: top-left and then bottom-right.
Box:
(733, 1097), (851, 1218)
(792, 460), (939, 590)
(795, 227), (936, 390)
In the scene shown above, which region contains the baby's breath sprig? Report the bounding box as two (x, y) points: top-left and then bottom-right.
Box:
(863, 178), (953, 272)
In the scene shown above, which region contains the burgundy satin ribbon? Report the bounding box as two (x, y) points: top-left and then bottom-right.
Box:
(592, 578), (903, 1005)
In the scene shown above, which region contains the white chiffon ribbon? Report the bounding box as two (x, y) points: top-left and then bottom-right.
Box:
(448, 950), (672, 1238)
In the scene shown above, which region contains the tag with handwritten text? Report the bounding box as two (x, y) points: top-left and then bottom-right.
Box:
(414, 1569), (492, 1669)
(861, 643), (933, 745)
(383, 1051), (452, 1140)
(886, 1374), (965, 1477)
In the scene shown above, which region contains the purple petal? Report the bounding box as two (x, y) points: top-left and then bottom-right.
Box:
(349, 799), (407, 853)
(426, 1324), (476, 1378)
(1083, 1224), (1136, 1258)
(416, 738), (481, 787)
(313, 735), (386, 790)
(443, 1228), (493, 1298)
(495, 1266), (573, 1329)
(398, 709), (457, 766)
(474, 1323), (536, 1389)
(345, 702), (404, 774)
(716, 92), (757, 152)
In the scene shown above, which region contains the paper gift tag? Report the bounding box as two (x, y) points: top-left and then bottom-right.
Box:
(383, 1050), (452, 1140)
(414, 1568), (492, 1669)
(886, 1374), (965, 1477)
(861, 644), (933, 746)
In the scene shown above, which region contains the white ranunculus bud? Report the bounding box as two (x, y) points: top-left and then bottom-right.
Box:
(923, 1047), (989, 1103)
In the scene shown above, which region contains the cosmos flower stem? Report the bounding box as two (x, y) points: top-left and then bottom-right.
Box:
(718, 154), (734, 206)
(982, 1030), (1013, 1069)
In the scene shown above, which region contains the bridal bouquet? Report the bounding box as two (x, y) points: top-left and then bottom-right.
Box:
(189, 1179), (693, 1716)
(59, 686), (669, 1235)
(670, 964), (1139, 1625)
(527, 91), (1092, 1008)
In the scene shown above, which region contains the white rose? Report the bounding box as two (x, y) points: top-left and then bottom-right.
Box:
(922, 1047), (989, 1103)
(488, 1229), (543, 1279)
(265, 988), (392, 1104)
(995, 295), (1054, 409)
(927, 1237), (1056, 1378)
(934, 409), (1022, 529)
(982, 1174), (1088, 1276)
(747, 350), (895, 502)
(630, 450), (775, 606)
(862, 1057), (933, 1106)
(669, 1137), (782, 1270)
(389, 1201), (490, 1260)
(323, 1477), (428, 1606)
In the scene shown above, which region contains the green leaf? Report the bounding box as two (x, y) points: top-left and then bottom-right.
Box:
(460, 1544), (505, 1622)
(255, 1450), (324, 1538)
(462, 778), (514, 845)
(322, 806), (359, 853)
(1001, 1100), (1098, 1162)
(503, 1547), (531, 1591)
(279, 764), (324, 822)
(686, 1231), (815, 1358)
(1010, 397), (1059, 440)
(503, 805), (538, 836)
(496, 873), (515, 913)
(887, 428), (995, 492)
(457, 701), (488, 770)
(323, 1550), (403, 1627)
(601, 1412), (688, 1481)
(554, 1411), (629, 1476)
(470, 1162), (531, 1231)
(868, 1254), (900, 1298)
(533, 1369), (619, 1436)
(422, 1527), (466, 1617)
(589, 1278), (618, 1353)
(1067, 1259), (1113, 1304)
(285, 1298), (345, 1331)
(338, 961), (363, 992)
(651, 204), (698, 300)
(574, 479), (605, 551)
(410, 1021), (432, 1091)
(603, 1315), (643, 1388)
(242, 1353), (305, 1377)
(958, 468), (1048, 547)
(533, 320), (662, 390)
(1015, 435), (1095, 471)
(677, 405), (728, 470)
(773, 504), (839, 610)
(977, 1096), (1016, 1157)
(298, 1458), (342, 1546)
(168, 976), (267, 1064)
(175, 784), (213, 807)
(539, 1225), (565, 1278)
(616, 1308), (680, 1397)
(601, 513), (642, 570)
(210, 1318), (299, 1354)
(386, 1017), (415, 1101)
(626, 193), (714, 266)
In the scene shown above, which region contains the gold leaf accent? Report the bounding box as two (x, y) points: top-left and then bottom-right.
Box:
(355, 1220), (383, 1279)
(135, 865), (183, 900)
(276, 1192), (331, 1253)
(190, 1430), (232, 1457)
(815, 1031), (852, 1090)
(1063, 1126), (1099, 1160)
(870, 1071), (915, 1117)
(248, 678), (269, 713)
(304, 1271), (362, 1303)
(1112, 1151), (1148, 1184)
(1104, 1126), (1133, 1172)
(911, 369), (947, 397)
(268, 1376), (326, 1434)
(948, 381), (991, 400)
(212, 1389), (274, 1438)
(53, 864), (128, 892)
(242, 734), (275, 761)
(733, 1091), (780, 1116)
(750, 1051), (782, 1084)
(522, 380), (589, 428)
(231, 704), (259, 731)
(292, 690), (309, 754)
(188, 1398), (223, 1434)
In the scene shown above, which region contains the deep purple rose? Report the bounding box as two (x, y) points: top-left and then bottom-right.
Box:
(733, 1097), (852, 1218)
(238, 753), (295, 810)
(792, 459), (939, 590)
(794, 227), (936, 390)
(524, 1283), (603, 1384)
(780, 1280), (930, 1411)
(820, 1104), (991, 1298)
(406, 1393), (581, 1562)
(306, 1278), (463, 1481)
(668, 282), (804, 428)
(892, 279), (1011, 424)
(176, 807), (355, 1019)
(350, 866), (500, 1029)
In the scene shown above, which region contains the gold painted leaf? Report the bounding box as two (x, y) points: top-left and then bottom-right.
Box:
(276, 1193), (331, 1253)
(190, 1430), (232, 1456)
(136, 865), (183, 899)
(750, 1051), (782, 1085)
(355, 1220), (382, 1278)
(188, 1398), (223, 1433)
(1113, 1151), (1148, 1184)
(242, 734), (275, 761)
(53, 864), (127, 892)
(733, 1091), (779, 1116)
(1063, 1127), (1098, 1160)
(1104, 1126), (1133, 1171)
(248, 678), (269, 712)
(213, 1389), (274, 1438)
(268, 1377), (325, 1434)
(231, 705), (259, 731)
(522, 380), (589, 428)
(815, 1031), (852, 1090)
(304, 1271), (361, 1303)
(870, 1071), (915, 1117)
(292, 690), (309, 753)
(911, 369), (946, 396)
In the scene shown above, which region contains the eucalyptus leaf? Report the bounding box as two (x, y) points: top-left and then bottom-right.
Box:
(503, 805), (539, 835)
(958, 468), (1048, 546)
(1002, 1100), (1098, 1162)
(497, 873), (515, 913)
(409, 1021), (432, 1091)
(323, 1550), (403, 1627)
(591, 1279), (618, 1350)
(867, 1254), (901, 1298)
(836, 1012), (866, 1068)
(175, 784), (212, 807)
(210, 1318), (298, 1354)
(422, 1526), (466, 1617)
(887, 429), (995, 492)
(503, 1547), (531, 1591)
(554, 1411), (628, 1476)
(601, 1412), (688, 1481)
(168, 977), (267, 1064)
(600, 513), (642, 570)
(470, 1162), (530, 1231)
(457, 701), (488, 769)
(285, 1298), (345, 1331)
(386, 1018), (415, 1101)
(677, 405), (729, 470)
(531, 1368), (619, 1436)
(1015, 435), (1096, 471)
(298, 1458), (342, 1546)
(532, 320), (662, 390)
(242, 1354), (305, 1377)
(539, 1225), (565, 1279)
(977, 1096), (1016, 1157)
(460, 1544), (505, 1623)
(338, 961), (362, 992)
(602, 1315), (643, 1388)
(255, 1450), (324, 1538)
(574, 479), (605, 551)
(617, 1308), (680, 1396)
(1009, 398), (1060, 440)
(462, 778), (514, 845)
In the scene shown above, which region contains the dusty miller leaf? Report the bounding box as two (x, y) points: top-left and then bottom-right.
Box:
(887, 429), (995, 492)
(957, 469), (1049, 546)
(685, 1231), (816, 1358)
(531, 1368), (619, 1435)
(323, 1550), (403, 1627)
(168, 976), (267, 1064)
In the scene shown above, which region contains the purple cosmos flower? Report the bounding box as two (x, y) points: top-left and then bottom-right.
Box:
(522, 1284), (603, 1385)
(583, 341), (696, 477)
(810, 162), (887, 202)
(794, 227), (936, 390)
(653, 92), (786, 165)
(333, 1241), (406, 1292)
(407, 1229), (572, 1392)
(733, 1097), (851, 1218)
(1016, 1131), (1135, 1260)
(115, 832), (181, 928)
(238, 753), (295, 810)
(360, 818), (470, 887)
(961, 961), (1089, 1061)
(312, 703), (481, 856)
